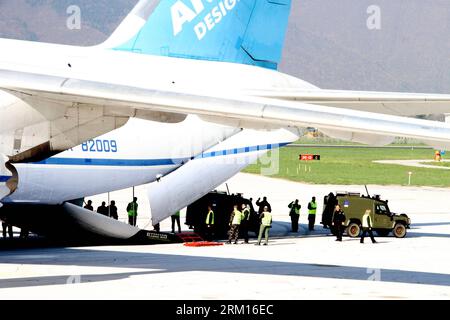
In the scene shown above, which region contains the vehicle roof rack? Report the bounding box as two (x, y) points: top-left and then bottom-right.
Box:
(336, 191), (360, 197)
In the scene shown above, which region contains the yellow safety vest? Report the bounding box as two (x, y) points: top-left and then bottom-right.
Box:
(206, 210), (214, 225)
(127, 202), (138, 217)
(232, 209), (243, 225)
(362, 211), (372, 228)
(308, 202), (317, 215)
(242, 208), (251, 221)
(172, 211), (180, 217)
(262, 212), (272, 226)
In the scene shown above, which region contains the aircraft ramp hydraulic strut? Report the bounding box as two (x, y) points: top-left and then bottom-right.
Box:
(0, 154), (16, 207)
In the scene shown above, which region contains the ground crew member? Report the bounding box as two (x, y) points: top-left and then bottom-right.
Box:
(84, 200), (93, 211)
(97, 202), (108, 216)
(321, 192), (336, 228)
(227, 205), (243, 244)
(1, 219), (13, 239)
(288, 200), (301, 232)
(256, 206), (272, 246)
(308, 197), (317, 231)
(360, 210), (377, 244)
(171, 210), (181, 233)
(240, 203), (251, 244)
(205, 205), (215, 240)
(127, 197), (138, 226)
(256, 197), (272, 214)
(332, 204), (346, 242)
(108, 200), (118, 220)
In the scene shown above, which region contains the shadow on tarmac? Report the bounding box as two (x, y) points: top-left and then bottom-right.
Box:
(0, 246), (449, 289)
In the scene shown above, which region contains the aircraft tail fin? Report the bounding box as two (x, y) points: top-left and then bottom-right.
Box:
(100, 0), (160, 49)
(109, 0), (292, 70)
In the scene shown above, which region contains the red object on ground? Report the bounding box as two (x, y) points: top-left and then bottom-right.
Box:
(184, 241), (224, 247)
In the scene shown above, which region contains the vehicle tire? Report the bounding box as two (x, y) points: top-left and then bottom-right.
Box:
(376, 229), (390, 237)
(393, 223), (407, 238)
(347, 222), (361, 238)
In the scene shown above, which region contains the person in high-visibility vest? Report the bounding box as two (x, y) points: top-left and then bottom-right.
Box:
(307, 197), (317, 231)
(171, 210), (181, 233)
(288, 199), (301, 232)
(256, 206), (272, 246)
(205, 205), (215, 240)
(240, 203), (251, 244)
(227, 205), (243, 244)
(127, 197), (138, 226)
(360, 210), (377, 244)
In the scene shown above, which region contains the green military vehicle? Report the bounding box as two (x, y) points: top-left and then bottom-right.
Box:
(328, 192), (411, 238)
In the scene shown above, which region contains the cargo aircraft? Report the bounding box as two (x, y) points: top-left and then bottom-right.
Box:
(1, 0), (450, 239)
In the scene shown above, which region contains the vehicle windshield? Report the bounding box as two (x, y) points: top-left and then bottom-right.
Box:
(375, 203), (391, 215)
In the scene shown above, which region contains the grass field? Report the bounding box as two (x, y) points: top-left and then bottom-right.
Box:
(244, 146), (450, 187)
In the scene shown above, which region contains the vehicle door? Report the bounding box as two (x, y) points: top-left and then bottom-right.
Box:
(374, 203), (393, 228)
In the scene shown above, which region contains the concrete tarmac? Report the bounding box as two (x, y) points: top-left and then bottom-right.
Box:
(0, 173), (449, 299)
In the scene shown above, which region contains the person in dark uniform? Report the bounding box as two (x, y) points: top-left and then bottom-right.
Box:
(84, 200), (94, 211)
(256, 197), (272, 214)
(97, 201), (108, 216)
(108, 200), (118, 220)
(240, 203), (251, 244)
(171, 210), (181, 233)
(322, 192), (337, 228)
(288, 199), (301, 232)
(360, 210), (377, 244)
(332, 204), (346, 242)
(1, 219), (13, 239)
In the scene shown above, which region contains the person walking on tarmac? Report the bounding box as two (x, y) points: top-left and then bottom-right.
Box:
(171, 210), (181, 233)
(205, 205), (215, 240)
(360, 210), (377, 244)
(97, 202), (108, 216)
(227, 205), (243, 244)
(127, 197), (138, 226)
(288, 200), (301, 232)
(256, 197), (272, 214)
(256, 206), (272, 246)
(332, 204), (346, 242)
(307, 197), (318, 231)
(240, 203), (251, 244)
